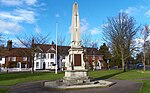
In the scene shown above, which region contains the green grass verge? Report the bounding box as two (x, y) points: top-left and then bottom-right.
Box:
(139, 80), (150, 93)
(89, 70), (150, 80)
(89, 70), (150, 93)
(0, 88), (8, 93)
(0, 72), (64, 86)
(0, 70), (150, 93)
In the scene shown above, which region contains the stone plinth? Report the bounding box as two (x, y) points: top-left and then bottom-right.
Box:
(67, 47), (85, 70)
(44, 80), (115, 89)
(63, 70), (89, 85)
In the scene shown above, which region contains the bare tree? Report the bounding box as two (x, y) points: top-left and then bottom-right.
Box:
(90, 41), (98, 49)
(57, 35), (69, 46)
(146, 45), (150, 65)
(103, 12), (140, 72)
(81, 33), (92, 47)
(142, 25), (150, 71)
(16, 33), (50, 73)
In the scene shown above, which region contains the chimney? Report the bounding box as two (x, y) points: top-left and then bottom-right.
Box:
(7, 40), (12, 50)
(32, 37), (34, 47)
(51, 41), (55, 49)
(51, 41), (54, 45)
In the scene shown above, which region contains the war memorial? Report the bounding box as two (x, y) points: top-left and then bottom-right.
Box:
(44, 2), (114, 89)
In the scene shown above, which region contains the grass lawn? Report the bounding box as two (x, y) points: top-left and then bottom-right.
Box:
(88, 70), (150, 80)
(0, 88), (8, 93)
(0, 70), (150, 93)
(0, 72), (64, 86)
(89, 70), (150, 93)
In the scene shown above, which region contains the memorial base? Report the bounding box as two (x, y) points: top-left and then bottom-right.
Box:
(63, 70), (90, 85)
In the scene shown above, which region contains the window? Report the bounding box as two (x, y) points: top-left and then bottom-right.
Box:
(17, 63), (20, 68)
(36, 62), (39, 68)
(11, 57), (16, 61)
(41, 54), (46, 59)
(23, 57), (27, 61)
(0, 56), (2, 61)
(36, 53), (41, 59)
(36, 54), (39, 58)
(48, 62), (49, 66)
(50, 54), (54, 59)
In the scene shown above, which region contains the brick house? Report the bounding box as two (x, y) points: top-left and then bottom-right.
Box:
(0, 40), (105, 71)
(0, 40), (31, 70)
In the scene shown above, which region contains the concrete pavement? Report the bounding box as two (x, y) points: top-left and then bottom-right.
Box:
(7, 79), (142, 93)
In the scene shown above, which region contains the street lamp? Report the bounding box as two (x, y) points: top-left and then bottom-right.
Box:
(55, 22), (58, 74)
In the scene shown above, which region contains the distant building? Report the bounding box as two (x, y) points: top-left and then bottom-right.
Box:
(34, 44), (57, 70)
(0, 40), (106, 71)
(0, 40), (31, 71)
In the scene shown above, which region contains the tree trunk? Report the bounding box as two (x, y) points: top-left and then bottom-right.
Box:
(143, 51), (146, 71)
(121, 49), (126, 72)
(31, 54), (34, 73)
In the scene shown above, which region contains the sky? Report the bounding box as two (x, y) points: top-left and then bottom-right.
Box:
(0, 0), (150, 47)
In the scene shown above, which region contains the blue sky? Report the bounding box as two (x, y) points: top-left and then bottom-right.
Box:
(0, 0), (150, 47)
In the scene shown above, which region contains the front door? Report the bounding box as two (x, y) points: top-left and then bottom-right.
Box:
(43, 62), (46, 69)
(74, 54), (81, 66)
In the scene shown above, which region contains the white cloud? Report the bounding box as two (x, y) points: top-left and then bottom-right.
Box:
(0, 0), (44, 35)
(0, 0), (37, 6)
(0, 0), (22, 6)
(0, 12), (23, 22)
(4, 31), (11, 34)
(0, 9), (36, 34)
(0, 20), (23, 34)
(0, 9), (36, 23)
(125, 7), (137, 14)
(35, 27), (41, 33)
(14, 9), (36, 23)
(80, 18), (89, 33)
(120, 7), (137, 15)
(55, 14), (60, 18)
(25, 0), (37, 6)
(90, 27), (101, 35)
(145, 10), (150, 17)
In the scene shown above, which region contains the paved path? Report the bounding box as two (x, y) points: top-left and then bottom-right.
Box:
(7, 79), (142, 93)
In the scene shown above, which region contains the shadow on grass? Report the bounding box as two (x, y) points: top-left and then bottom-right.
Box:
(91, 70), (125, 81)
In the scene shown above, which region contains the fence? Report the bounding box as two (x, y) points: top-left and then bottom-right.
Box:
(0, 68), (32, 72)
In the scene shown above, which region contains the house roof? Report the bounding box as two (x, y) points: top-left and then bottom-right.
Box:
(57, 46), (71, 55)
(34, 44), (100, 56)
(0, 44), (101, 57)
(84, 47), (101, 55)
(34, 44), (71, 55)
(1, 48), (30, 57)
(34, 44), (56, 53)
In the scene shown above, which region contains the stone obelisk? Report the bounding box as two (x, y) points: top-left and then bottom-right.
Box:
(63, 2), (89, 85)
(67, 2), (85, 70)
(71, 3), (80, 48)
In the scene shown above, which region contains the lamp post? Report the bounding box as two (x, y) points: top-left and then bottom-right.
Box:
(55, 22), (58, 74)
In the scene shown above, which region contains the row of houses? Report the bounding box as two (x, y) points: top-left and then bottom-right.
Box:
(0, 40), (106, 71)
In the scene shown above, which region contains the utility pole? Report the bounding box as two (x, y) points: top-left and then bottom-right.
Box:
(55, 22), (58, 74)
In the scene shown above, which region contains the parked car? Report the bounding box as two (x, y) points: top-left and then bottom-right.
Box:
(136, 63), (144, 69)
